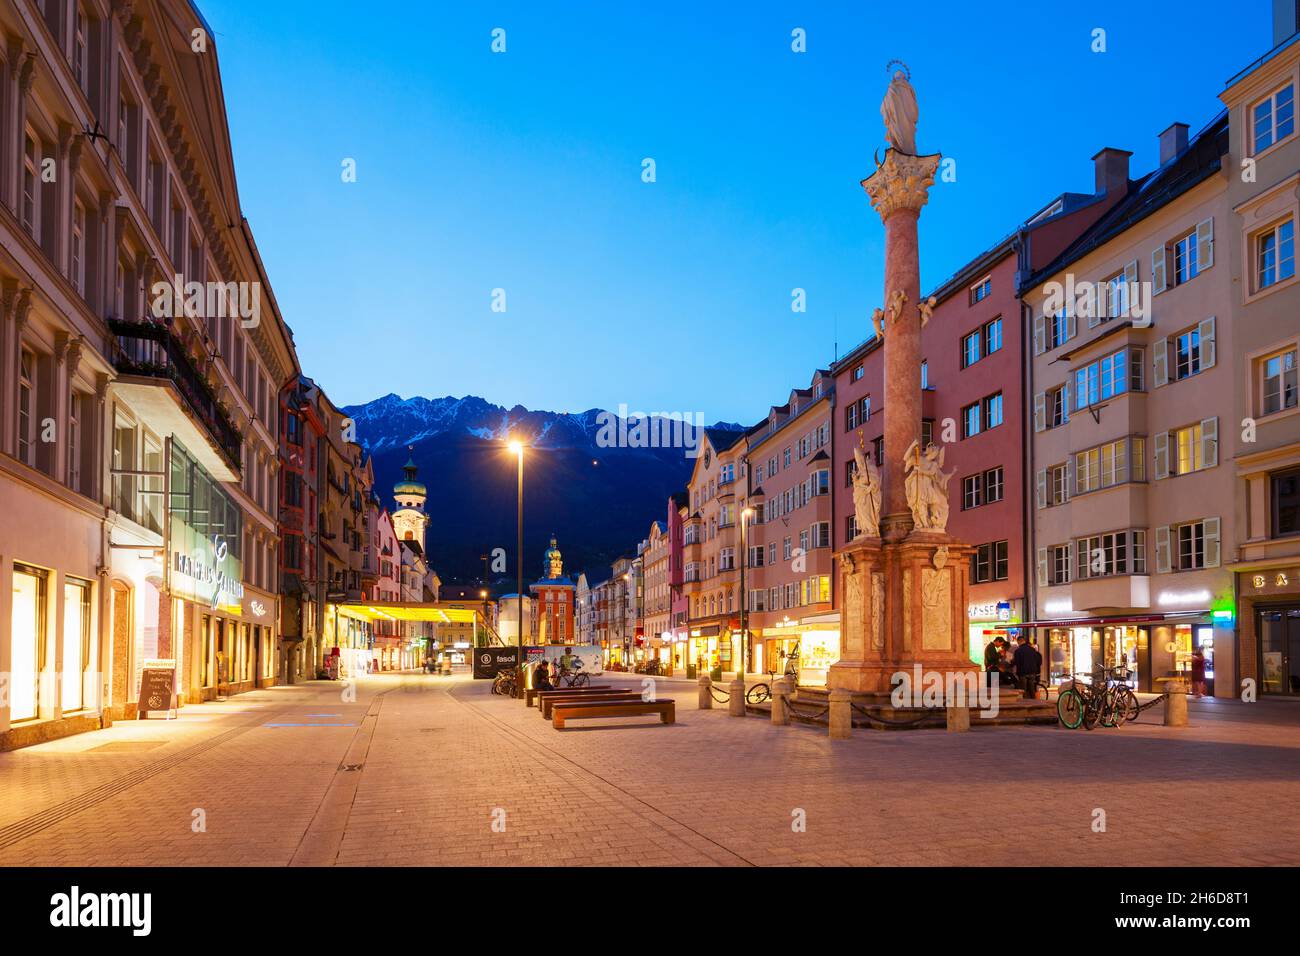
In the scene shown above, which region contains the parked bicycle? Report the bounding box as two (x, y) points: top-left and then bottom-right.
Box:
(557, 661), (591, 688)
(1056, 667), (1135, 729)
(491, 669), (518, 697)
(745, 650), (800, 705)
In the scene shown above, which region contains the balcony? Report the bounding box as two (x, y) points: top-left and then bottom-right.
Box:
(108, 318), (242, 480)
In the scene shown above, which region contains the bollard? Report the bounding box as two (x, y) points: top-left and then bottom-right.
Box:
(945, 705), (970, 732)
(828, 688), (852, 739)
(698, 673), (713, 710)
(1164, 682), (1188, 727)
(771, 677), (790, 726)
(729, 678), (746, 716)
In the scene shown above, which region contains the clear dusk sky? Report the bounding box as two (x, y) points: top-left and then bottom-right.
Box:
(199, 0), (1266, 423)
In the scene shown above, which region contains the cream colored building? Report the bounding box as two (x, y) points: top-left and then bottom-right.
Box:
(1024, 122), (1237, 696)
(1221, 10), (1300, 698)
(1, 0), (295, 748)
(642, 519), (670, 661)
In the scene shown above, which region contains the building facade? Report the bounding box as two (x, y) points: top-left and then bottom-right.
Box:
(1222, 7), (1300, 697)
(529, 535), (575, 643)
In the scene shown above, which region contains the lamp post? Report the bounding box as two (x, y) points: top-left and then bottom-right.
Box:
(508, 440), (524, 697)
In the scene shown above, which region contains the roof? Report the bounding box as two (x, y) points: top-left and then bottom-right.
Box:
(1022, 110), (1229, 291)
(704, 427), (745, 452)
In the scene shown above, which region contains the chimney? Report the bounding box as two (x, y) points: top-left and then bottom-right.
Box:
(1159, 123), (1189, 165)
(1274, 0), (1299, 46)
(1092, 147), (1133, 196)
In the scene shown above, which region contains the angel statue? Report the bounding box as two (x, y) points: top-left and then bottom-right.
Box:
(881, 67), (919, 156)
(904, 439), (953, 531)
(851, 444), (882, 538)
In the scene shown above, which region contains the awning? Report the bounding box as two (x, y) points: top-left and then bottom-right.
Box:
(996, 610), (1210, 629)
(332, 602), (486, 625)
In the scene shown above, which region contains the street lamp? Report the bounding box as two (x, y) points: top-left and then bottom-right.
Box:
(508, 439), (524, 697)
(740, 507), (753, 679)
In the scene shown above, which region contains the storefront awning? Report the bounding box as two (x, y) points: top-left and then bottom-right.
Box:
(332, 602), (486, 624)
(997, 610), (1210, 629)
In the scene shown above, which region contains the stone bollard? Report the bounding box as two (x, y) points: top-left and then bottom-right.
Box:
(828, 688), (852, 739)
(945, 705), (970, 732)
(729, 678), (746, 716)
(1164, 681), (1189, 727)
(771, 677), (790, 726)
(698, 673), (713, 710)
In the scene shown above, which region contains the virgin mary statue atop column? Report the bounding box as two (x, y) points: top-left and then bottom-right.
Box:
(881, 65), (919, 156)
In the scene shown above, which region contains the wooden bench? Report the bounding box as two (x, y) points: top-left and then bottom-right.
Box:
(522, 686), (613, 707)
(527, 685), (613, 707)
(551, 698), (675, 729)
(541, 692), (641, 720)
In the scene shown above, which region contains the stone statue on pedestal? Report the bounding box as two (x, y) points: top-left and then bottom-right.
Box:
(851, 444), (882, 538)
(881, 67), (919, 156)
(904, 439), (952, 532)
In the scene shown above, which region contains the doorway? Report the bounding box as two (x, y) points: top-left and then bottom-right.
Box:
(1258, 607), (1300, 695)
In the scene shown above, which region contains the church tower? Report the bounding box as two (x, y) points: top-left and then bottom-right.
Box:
(392, 452), (429, 551)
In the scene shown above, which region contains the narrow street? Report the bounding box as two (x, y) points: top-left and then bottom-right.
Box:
(2, 673), (1298, 867)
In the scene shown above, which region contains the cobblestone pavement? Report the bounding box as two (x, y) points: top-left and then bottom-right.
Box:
(1, 672), (1298, 866)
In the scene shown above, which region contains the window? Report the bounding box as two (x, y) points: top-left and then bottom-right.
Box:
(922, 418), (934, 447)
(961, 401), (981, 438)
(1074, 347), (1142, 409)
(1174, 422), (1206, 475)
(872, 436), (884, 466)
(68, 392), (82, 494)
(1076, 530), (1146, 578)
(1257, 219), (1295, 290)
(970, 277), (991, 304)
(1263, 348), (1298, 414)
(984, 467), (1004, 503)
(783, 448), (791, 469)
(782, 536), (792, 560)
(984, 316), (1003, 355)
(845, 514), (858, 543)
(810, 522), (831, 548)
(961, 330), (981, 369)
(1049, 308), (1070, 349)
(73, 4), (89, 92)
(1273, 469), (1300, 537)
(71, 201), (85, 294)
(18, 348), (35, 466)
(852, 363), (864, 382)
(1048, 384), (1067, 429)
(1049, 463), (1069, 507)
(1253, 83), (1295, 153)
(1174, 231), (1200, 285)
(22, 135), (39, 237)
(1103, 271), (1128, 319)
(1176, 522), (1206, 570)
(971, 541), (1008, 583)
(1075, 437), (1144, 494)
(983, 393), (1003, 429)
(10, 564), (47, 722)
(921, 360), (929, 389)
(1173, 327), (1201, 380)
(962, 473), (982, 510)
(61, 577), (92, 712)
(1048, 544), (1072, 586)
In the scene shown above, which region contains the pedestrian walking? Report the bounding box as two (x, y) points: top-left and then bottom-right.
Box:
(1012, 633), (1043, 698)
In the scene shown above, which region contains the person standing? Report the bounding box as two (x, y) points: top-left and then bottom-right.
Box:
(1013, 634), (1043, 698)
(1191, 647), (1207, 698)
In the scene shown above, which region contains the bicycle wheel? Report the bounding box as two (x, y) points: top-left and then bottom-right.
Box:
(1057, 688), (1084, 729)
(1034, 680), (1050, 702)
(746, 684), (771, 705)
(1082, 698), (1100, 730)
(1118, 687), (1140, 722)
(574, 673), (590, 688)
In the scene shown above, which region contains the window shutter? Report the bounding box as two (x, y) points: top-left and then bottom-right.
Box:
(1036, 468), (1047, 509)
(1033, 313), (1046, 355)
(1124, 259), (1139, 290)
(1203, 517), (1221, 568)
(1036, 547), (1048, 588)
(1199, 316), (1216, 369)
(1067, 308), (1077, 341)
(1065, 456), (1075, 500)
(1154, 431), (1169, 479)
(1197, 218), (1214, 270)
(1201, 416), (1218, 468)
(1034, 391), (1046, 432)
(1062, 381), (1070, 422)
(1155, 525), (1172, 573)
(1087, 279), (1102, 329)
(1153, 339), (1169, 387)
(1151, 247), (1167, 294)
(1066, 541), (1075, 581)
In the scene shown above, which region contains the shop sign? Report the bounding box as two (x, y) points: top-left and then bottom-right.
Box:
(969, 599), (1019, 622)
(1246, 568), (1300, 593)
(138, 659), (177, 719)
(170, 521), (243, 613)
(243, 594), (271, 620)
(473, 647), (519, 679)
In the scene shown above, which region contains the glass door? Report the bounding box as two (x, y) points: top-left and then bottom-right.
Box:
(10, 564), (47, 721)
(1257, 607), (1300, 695)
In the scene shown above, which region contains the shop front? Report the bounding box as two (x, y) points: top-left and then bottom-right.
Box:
(755, 613), (841, 686)
(1015, 612), (1218, 694)
(967, 599), (1024, 666)
(1237, 565), (1300, 696)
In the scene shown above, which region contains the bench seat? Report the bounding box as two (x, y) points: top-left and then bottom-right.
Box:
(551, 698), (675, 729)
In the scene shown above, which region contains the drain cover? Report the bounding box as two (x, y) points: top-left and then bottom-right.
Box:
(341, 763), (364, 772)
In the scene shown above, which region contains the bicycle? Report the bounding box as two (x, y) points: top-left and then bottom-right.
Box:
(558, 662), (591, 688)
(745, 651), (800, 705)
(1056, 668), (1129, 729)
(491, 669), (518, 697)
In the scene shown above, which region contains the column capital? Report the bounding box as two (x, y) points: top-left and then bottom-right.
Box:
(861, 150), (941, 222)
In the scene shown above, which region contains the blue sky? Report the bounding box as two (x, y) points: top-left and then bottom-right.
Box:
(199, 0), (1267, 423)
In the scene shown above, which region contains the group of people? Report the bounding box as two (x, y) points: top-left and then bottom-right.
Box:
(984, 633), (1042, 696)
(530, 649), (580, 691)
